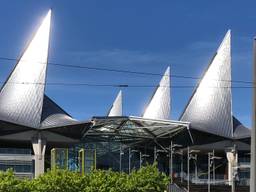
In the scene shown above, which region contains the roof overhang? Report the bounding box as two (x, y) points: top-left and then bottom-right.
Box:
(84, 116), (190, 144)
(0, 119), (92, 145)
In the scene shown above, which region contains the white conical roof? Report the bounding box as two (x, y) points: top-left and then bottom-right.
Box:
(108, 90), (122, 116)
(143, 67), (170, 120)
(0, 10), (51, 128)
(180, 30), (233, 138)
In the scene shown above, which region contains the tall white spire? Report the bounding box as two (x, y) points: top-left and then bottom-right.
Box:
(0, 10), (51, 128)
(143, 67), (170, 120)
(108, 90), (122, 116)
(180, 30), (233, 138)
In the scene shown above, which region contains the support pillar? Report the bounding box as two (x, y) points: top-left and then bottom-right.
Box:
(226, 152), (235, 185)
(226, 152), (233, 186)
(32, 134), (46, 178)
(250, 37), (256, 192)
(226, 149), (237, 187)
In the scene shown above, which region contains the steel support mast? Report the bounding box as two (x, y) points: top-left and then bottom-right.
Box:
(250, 37), (256, 192)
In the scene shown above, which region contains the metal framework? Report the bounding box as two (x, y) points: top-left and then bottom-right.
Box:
(84, 116), (190, 145)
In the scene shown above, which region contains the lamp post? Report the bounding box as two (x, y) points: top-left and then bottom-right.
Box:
(139, 151), (142, 169)
(169, 141), (182, 183)
(128, 148), (131, 174)
(131, 149), (139, 169)
(195, 155), (198, 183)
(141, 154), (150, 168)
(175, 149), (184, 182)
(208, 151), (222, 192)
(170, 143), (172, 179)
(187, 147), (200, 192)
(119, 145), (124, 172)
(190, 154), (198, 183)
(128, 149), (139, 173)
(208, 152), (211, 192)
(212, 150), (215, 185)
(154, 146), (157, 162)
(155, 148), (167, 164)
(181, 150), (184, 183)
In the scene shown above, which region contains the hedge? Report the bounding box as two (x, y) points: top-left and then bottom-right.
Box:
(0, 164), (169, 192)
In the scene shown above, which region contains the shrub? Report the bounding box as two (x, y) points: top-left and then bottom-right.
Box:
(29, 169), (83, 192)
(82, 170), (128, 192)
(0, 169), (20, 192)
(0, 165), (169, 192)
(127, 164), (169, 192)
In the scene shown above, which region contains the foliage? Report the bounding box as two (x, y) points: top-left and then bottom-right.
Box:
(29, 169), (83, 192)
(0, 169), (30, 192)
(0, 169), (19, 192)
(127, 164), (169, 192)
(0, 164), (169, 192)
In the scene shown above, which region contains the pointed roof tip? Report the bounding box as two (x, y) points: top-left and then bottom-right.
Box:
(38, 9), (51, 30)
(216, 29), (231, 53)
(160, 66), (170, 79)
(161, 66), (170, 83)
(47, 9), (52, 14)
(108, 90), (123, 116)
(142, 67), (170, 120)
(225, 29), (231, 39)
(165, 66), (170, 75)
(44, 9), (52, 23)
(223, 29), (231, 38)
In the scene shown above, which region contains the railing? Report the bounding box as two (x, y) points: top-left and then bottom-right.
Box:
(178, 173), (250, 187)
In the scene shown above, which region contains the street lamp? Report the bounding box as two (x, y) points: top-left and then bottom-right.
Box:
(131, 149), (139, 170)
(155, 148), (166, 161)
(189, 153), (198, 183)
(208, 151), (222, 192)
(187, 147), (200, 192)
(128, 149), (139, 173)
(174, 149), (185, 183)
(154, 146), (157, 162)
(128, 148), (131, 174)
(119, 145), (124, 172)
(169, 141), (182, 183)
(140, 153), (150, 168)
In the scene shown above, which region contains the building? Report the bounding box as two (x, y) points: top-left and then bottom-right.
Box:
(0, 9), (251, 191)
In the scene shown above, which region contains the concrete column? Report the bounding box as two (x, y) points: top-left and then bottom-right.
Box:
(32, 134), (46, 178)
(226, 152), (234, 185)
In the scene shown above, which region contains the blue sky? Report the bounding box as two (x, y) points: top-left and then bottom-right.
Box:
(0, 0), (255, 127)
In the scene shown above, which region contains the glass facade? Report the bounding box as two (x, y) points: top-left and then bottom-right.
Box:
(51, 148), (69, 170)
(0, 148), (33, 178)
